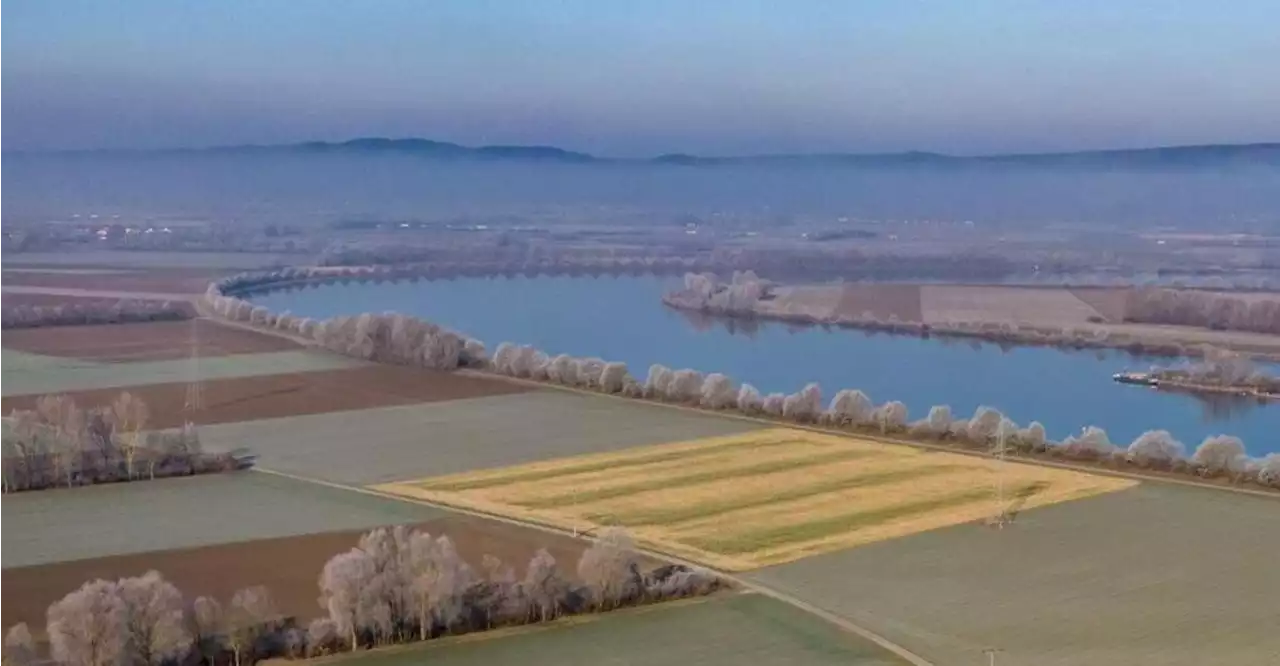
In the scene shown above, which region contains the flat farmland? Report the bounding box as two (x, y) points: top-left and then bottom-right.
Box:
(2, 365), (531, 429)
(2, 349), (364, 396)
(2, 512), (591, 631)
(1, 251), (291, 270)
(197, 391), (758, 485)
(747, 483), (1280, 666)
(303, 593), (904, 666)
(1, 267), (226, 294)
(375, 428), (1133, 571)
(1, 319), (298, 362)
(919, 285), (1105, 324)
(1, 472), (442, 568)
(833, 283), (924, 322)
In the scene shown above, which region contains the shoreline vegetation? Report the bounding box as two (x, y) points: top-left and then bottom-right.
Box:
(202, 265), (1280, 493)
(662, 271), (1280, 359)
(1, 526), (722, 666)
(1120, 350), (1280, 401)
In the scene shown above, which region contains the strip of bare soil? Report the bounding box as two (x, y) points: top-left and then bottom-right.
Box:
(1, 319), (297, 361)
(2, 268), (230, 295)
(1, 365), (533, 428)
(1, 513), (591, 632)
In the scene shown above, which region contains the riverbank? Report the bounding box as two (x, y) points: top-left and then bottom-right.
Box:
(662, 279), (1280, 361)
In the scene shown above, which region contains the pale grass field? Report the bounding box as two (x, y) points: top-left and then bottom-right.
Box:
(375, 429), (1135, 571)
(919, 285), (1105, 324)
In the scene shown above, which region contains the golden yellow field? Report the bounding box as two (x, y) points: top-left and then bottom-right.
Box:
(374, 429), (1136, 570)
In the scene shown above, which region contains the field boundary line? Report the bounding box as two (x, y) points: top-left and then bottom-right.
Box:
(457, 370), (1280, 501)
(250, 466), (934, 666)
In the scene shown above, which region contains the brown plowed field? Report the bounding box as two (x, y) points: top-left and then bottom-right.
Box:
(833, 284), (924, 322)
(2, 268), (226, 294)
(1, 319), (296, 361)
(1068, 287), (1131, 322)
(1, 365), (532, 428)
(1, 514), (590, 632)
(1, 293), (150, 309)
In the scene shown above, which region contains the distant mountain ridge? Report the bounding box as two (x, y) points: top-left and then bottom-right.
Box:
(16, 138), (1280, 169)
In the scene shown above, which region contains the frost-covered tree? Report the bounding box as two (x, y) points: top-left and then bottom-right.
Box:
(108, 392), (149, 480)
(873, 401), (909, 432)
(1127, 430), (1185, 467)
(189, 597), (223, 666)
(599, 362), (630, 394)
(1017, 421), (1047, 451)
(644, 364), (672, 398)
(46, 580), (127, 666)
(699, 374), (736, 409)
(226, 587), (277, 666)
(761, 393), (786, 416)
(3, 624), (36, 666)
(1192, 435), (1248, 475)
(966, 407), (1003, 443)
(1061, 426), (1116, 459)
(522, 550), (568, 623)
(117, 571), (190, 666)
(666, 369), (704, 403)
(577, 528), (641, 611)
(736, 384), (763, 412)
(305, 619), (339, 657)
(826, 389), (872, 426)
(318, 550), (374, 650)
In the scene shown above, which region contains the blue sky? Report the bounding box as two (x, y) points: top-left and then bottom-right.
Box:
(3, 1), (1278, 155)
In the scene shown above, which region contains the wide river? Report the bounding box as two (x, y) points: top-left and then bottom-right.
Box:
(254, 275), (1280, 455)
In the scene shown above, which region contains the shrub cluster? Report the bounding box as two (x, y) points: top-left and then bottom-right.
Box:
(1, 527), (720, 666)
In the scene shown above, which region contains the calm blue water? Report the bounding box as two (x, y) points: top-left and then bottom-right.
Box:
(253, 276), (1280, 455)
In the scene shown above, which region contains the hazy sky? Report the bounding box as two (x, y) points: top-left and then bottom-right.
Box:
(4, 1), (1278, 155)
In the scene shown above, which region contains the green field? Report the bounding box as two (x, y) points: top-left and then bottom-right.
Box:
(300, 593), (904, 666)
(1, 472), (442, 567)
(2, 349), (365, 396)
(199, 391), (759, 485)
(748, 483), (1280, 666)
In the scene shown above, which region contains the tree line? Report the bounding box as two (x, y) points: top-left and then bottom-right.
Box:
(1, 527), (720, 666)
(486, 343), (1279, 490)
(1125, 287), (1280, 335)
(2, 300), (192, 330)
(206, 267), (1279, 490)
(2, 393), (250, 493)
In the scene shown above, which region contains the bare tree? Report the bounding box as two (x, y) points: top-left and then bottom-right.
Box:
(46, 580), (127, 666)
(108, 393), (149, 480)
